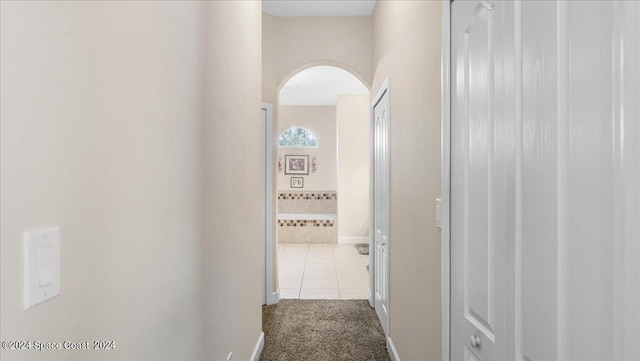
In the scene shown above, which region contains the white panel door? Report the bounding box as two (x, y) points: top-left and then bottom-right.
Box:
(373, 83), (390, 334)
(451, 1), (508, 360)
(451, 1), (640, 360)
(511, 2), (640, 360)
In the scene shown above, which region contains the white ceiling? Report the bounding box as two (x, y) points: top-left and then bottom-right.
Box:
(279, 66), (369, 106)
(263, 0), (376, 17)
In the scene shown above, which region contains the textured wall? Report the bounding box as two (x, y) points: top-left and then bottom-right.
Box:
(1, 2), (204, 359)
(337, 95), (370, 242)
(201, 1), (263, 360)
(372, 1), (443, 360)
(1, 2), (264, 360)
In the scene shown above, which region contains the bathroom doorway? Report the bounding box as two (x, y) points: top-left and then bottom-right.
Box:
(274, 65), (371, 300)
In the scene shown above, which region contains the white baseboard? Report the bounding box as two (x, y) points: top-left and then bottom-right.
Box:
(268, 291), (279, 305)
(250, 332), (264, 361)
(387, 336), (400, 361)
(338, 236), (370, 245)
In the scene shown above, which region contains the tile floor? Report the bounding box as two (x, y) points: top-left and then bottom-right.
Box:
(278, 243), (370, 300)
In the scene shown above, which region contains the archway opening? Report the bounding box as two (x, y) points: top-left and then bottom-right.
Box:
(275, 65), (371, 301)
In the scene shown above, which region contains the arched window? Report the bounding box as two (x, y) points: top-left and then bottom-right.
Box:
(278, 127), (318, 148)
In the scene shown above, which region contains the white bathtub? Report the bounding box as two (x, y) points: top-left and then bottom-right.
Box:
(277, 213), (337, 221)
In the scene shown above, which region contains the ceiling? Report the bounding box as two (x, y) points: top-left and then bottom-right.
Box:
(263, 0), (376, 17)
(279, 66), (369, 106)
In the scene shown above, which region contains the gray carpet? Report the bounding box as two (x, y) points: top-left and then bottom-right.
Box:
(261, 300), (390, 361)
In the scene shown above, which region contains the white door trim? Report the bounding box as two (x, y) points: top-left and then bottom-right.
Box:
(440, 1), (452, 360)
(262, 103), (277, 305)
(371, 77), (390, 333)
(369, 88), (376, 309)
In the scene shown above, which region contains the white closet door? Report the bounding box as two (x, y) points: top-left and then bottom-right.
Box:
(373, 84), (390, 335)
(451, 1), (640, 360)
(513, 1), (640, 360)
(451, 1), (510, 360)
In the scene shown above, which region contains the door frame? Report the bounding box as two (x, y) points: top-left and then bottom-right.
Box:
(370, 78), (391, 333)
(261, 103), (278, 305)
(441, 0), (452, 360)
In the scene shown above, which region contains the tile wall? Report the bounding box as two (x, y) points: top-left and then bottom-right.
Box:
(277, 191), (337, 243)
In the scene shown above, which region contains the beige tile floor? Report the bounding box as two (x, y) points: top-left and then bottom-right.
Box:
(278, 243), (370, 300)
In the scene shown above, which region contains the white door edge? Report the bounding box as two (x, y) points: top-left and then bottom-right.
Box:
(441, 1), (452, 360)
(262, 103), (276, 305)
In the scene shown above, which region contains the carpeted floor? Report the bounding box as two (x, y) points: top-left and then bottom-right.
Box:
(261, 299), (390, 361)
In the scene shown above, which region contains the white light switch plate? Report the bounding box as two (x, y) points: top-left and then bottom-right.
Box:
(435, 198), (442, 228)
(24, 227), (60, 309)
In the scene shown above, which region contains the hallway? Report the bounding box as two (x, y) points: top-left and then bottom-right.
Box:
(1, 1), (638, 360)
(261, 300), (389, 361)
(1, 1), (444, 359)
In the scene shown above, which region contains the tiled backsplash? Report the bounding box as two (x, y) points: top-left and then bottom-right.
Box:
(277, 191), (338, 243)
(277, 218), (337, 243)
(278, 192), (337, 200)
(277, 219), (335, 227)
(278, 191), (337, 214)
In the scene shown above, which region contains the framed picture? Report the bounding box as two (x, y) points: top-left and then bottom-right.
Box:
(285, 155), (309, 175)
(290, 177), (304, 188)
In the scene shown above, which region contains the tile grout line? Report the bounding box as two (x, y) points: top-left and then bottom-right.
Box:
(299, 245), (309, 299)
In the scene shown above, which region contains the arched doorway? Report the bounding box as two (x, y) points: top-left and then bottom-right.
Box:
(269, 65), (372, 302)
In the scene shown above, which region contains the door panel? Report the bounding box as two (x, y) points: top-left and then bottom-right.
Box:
(452, 1), (640, 361)
(564, 2), (616, 359)
(373, 86), (390, 334)
(452, 1), (506, 360)
(465, 0), (494, 332)
(518, 2), (559, 360)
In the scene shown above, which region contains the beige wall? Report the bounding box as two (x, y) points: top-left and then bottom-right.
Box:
(262, 13), (279, 108)
(262, 13), (373, 121)
(0, 2), (205, 360)
(202, 1), (263, 360)
(372, 1), (442, 360)
(337, 95), (370, 241)
(278, 106), (337, 191)
(265, 14), (373, 90)
(1, 1), (263, 360)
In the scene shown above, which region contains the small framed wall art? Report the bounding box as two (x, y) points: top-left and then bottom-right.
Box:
(290, 177), (304, 188)
(285, 155), (309, 175)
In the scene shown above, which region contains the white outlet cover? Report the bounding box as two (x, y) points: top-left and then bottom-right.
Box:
(435, 198), (442, 228)
(24, 227), (60, 309)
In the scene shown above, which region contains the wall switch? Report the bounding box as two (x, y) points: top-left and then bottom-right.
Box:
(435, 198), (442, 228)
(24, 227), (60, 309)
(226, 352), (233, 361)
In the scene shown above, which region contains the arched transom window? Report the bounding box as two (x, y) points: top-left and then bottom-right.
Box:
(278, 127), (318, 148)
